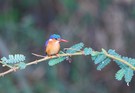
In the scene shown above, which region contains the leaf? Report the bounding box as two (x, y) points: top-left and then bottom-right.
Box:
(124, 68), (134, 86)
(94, 54), (107, 64)
(48, 57), (66, 66)
(115, 69), (125, 81)
(1, 54), (26, 64)
(108, 49), (116, 55)
(97, 58), (111, 71)
(91, 51), (100, 56)
(83, 47), (92, 55)
(18, 62), (27, 69)
(66, 42), (84, 53)
(122, 57), (129, 62)
(108, 49), (121, 57)
(108, 49), (127, 69)
(127, 58), (135, 66)
(91, 56), (96, 61)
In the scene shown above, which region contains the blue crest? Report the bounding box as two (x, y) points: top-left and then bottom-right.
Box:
(49, 34), (61, 39)
(45, 34), (61, 46)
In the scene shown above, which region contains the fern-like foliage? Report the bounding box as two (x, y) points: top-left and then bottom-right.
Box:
(48, 43), (93, 66)
(90, 51), (111, 71)
(94, 54), (107, 64)
(108, 49), (127, 68)
(1, 54), (26, 64)
(18, 62), (27, 69)
(48, 43), (135, 85)
(83, 48), (92, 55)
(48, 57), (66, 66)
(1, 42), (134, 86)
(1, 54), (26, 69)
(87, 48), (135, 86)
(66, 42), (84, 53)
(107, 49), (135, 85)
(96, 58), (111, 71)
(124, 68), (134, 86)
(115, 68), (126, 81)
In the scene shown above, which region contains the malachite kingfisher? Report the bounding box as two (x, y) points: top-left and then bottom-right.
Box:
(45, 34), (68, 56)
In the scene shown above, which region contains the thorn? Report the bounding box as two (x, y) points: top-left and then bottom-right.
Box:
(12, 67), (17, 72)
(35, 60), (38, 64)
(81, 51), (84, 55)
(56, 54), (60, 57)
(2, 65), (5, 67)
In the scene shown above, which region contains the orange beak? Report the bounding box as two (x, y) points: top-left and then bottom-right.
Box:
(60, 39), (68, 42)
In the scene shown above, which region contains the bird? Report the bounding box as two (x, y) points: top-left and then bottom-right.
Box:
(45, 34), (68, 56)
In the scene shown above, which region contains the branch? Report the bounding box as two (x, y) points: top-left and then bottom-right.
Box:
(1, 41), (135, 86)
(0, 47), (135, 84)
(0, 48), (135, 78)
(0, 61), (14, 69)
(102, 49), (135, 70)
(0, 52), (83, 76)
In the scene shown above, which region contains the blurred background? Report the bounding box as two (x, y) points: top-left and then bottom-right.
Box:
(0, 0), (135, 93)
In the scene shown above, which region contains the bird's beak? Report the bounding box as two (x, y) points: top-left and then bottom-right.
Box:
(60, 39), (68, 42)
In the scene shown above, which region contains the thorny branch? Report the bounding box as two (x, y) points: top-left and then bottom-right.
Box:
(0, 52), (83, 76)
(0, 49), (135, 77)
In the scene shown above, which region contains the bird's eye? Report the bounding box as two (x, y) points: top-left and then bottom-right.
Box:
(55, 38), (58, 40)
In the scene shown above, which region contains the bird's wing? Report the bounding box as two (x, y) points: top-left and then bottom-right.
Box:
(44, 40), (49, 55)
(45, 40), (49, 47)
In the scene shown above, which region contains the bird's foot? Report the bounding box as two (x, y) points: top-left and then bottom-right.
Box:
(56, 54), (59, 57)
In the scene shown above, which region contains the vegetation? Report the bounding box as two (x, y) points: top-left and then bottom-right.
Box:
(1, 42), (135, 86)
(1, 0), (135, 93)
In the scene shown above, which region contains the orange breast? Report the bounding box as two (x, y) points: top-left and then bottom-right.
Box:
(45, 39), (60, 56)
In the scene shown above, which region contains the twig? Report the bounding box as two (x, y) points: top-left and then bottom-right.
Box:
(0, 67), (18, 77)
(0, 61), (15, 69)
(0, 52), (83, 76)
(32, 53), (45, 58)
(102, 49), (135, 70)
(0, 49), (135, 77)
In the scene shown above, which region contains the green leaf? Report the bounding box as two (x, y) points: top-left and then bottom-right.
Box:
(18, 62), (27, 69)
(83, 47), (92, 55)
(127, 58), (135, 66)
(48, 57), (66, 66)
(94, 54), (107, 64)
(91, 51), (100, 56)
(124, 68), (134, 86)
(66, 42), (84, 53)
(108, 49), (121, 57)
(115, 69), (125, 81)
(114, 60), (127, 69)
(91, 56), (97, 61)
(97, 58), (111, 70)
(1, 54), (26, 64)
(108, 49), (127, 68)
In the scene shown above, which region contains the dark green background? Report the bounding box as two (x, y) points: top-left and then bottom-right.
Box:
(0, 0), (135, 93)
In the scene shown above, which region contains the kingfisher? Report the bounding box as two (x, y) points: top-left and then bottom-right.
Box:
(45, 34), (68, 56)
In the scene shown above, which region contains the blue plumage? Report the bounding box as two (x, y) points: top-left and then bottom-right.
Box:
(45, 34), (61, 46)
(45, 40), (49, 46)
(45, 34), (68, 56)
(49, 34), (61, 39)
